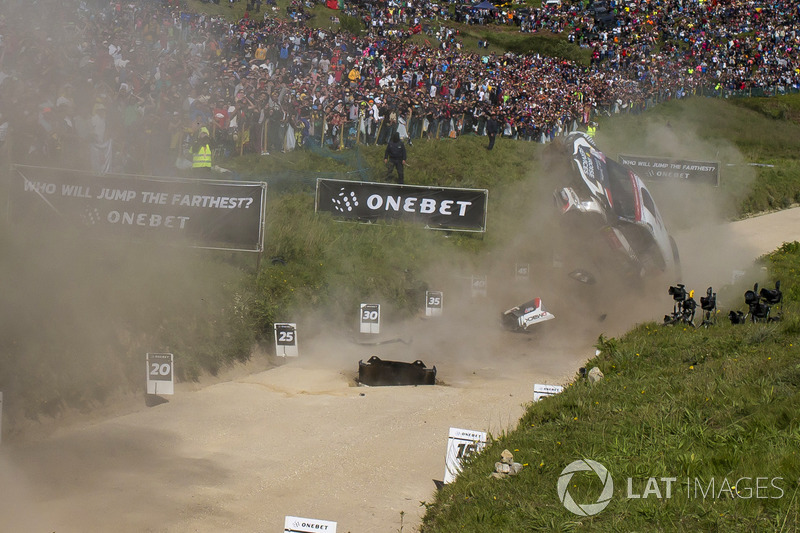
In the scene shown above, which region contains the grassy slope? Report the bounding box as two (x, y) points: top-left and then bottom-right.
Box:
(238, 95), (800, 339)
(417, 97), (800, 531)
(420, 243), (800, 532)
(238, 135), (541, 339)
(596, 96), (800, 218)
(8, 94), (800, 429)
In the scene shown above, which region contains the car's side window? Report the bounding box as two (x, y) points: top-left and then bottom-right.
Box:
(641, 188), (657, 217)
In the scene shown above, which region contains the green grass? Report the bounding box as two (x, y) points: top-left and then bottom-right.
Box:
(4, 95), (800, 433)
(420, 241), (800, 532)
(238, 136), (541, 338)
(596, 96), (800, 218)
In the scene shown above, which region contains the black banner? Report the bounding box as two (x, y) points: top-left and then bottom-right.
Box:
(9, 165), (266, 251)
(315, 179), (488, 232)
(618, 155), (719, 186)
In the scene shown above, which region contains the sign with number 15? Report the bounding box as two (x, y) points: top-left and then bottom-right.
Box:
(444, 427), (487, 484)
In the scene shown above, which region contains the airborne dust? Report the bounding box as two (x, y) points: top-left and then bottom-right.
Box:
(0, 2), (771, 530)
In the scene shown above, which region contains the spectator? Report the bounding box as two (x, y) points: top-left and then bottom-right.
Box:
(384, 131), (406, 184)
(191, 127), (213, 174)
(486, 112), (499, 151)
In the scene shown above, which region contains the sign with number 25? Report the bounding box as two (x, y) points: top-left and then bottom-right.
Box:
(274, 323), (299, 357)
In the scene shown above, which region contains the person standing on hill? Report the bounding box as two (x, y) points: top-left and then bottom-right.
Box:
(384, 131), (407, 184)
(486, 112), (499, 150)
(192, 126), (213, 174)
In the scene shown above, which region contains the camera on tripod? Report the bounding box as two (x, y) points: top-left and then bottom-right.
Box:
(729, 281), (782, 324)
(699, 287), (717, 327)
(663, 283), (696, 327)
(668, 284), (687, 302)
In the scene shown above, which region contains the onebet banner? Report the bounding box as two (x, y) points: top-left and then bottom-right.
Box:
(315, 178), (488, 232)
(10, 165), (266, 251)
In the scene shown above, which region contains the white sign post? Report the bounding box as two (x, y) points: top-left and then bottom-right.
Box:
(471, 275), (487, 298)
(146, 353), (174, 395)
(425, 291), (443, 317)
(732, 269), (746, 285)
(284, 516), (337, 533)
(359, 303), (381, 334)
(533, 383), (564, 402)
(444, 427), (487, 484)
(515, 263), (530, 281)
(274, 323), (299, 357)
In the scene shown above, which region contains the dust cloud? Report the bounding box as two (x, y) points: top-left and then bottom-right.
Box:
(0, 220), (248, 434)
(599, 115), (762, 292)
(390, 117), (764, 383)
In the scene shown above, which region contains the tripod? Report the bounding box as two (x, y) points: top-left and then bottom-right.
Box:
(700, 287), (717, 327)
(663, 284), (696, 327)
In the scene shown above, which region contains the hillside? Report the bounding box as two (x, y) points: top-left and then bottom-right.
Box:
(420, 240), (800, 532)
(2, 95), (800, 437)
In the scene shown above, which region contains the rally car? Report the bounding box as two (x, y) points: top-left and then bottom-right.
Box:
(553, 132), (680, 281)
(501, 297), (555, 332)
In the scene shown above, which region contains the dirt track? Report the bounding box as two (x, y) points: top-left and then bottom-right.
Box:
(1, 207), (798, 533)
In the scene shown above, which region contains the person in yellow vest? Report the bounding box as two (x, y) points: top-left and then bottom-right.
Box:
(586, 121), (597, 137)
(347, 65), (361, 87)
(254, 43), (267, 62)
(192, 126), (212, 174)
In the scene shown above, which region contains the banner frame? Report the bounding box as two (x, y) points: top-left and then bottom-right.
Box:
(9, 164), (267, 253)
(314, 177), (488, 233)
(617, 154), (720, 187)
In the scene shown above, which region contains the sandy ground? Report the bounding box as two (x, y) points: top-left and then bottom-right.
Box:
(0, 207), (797, 533)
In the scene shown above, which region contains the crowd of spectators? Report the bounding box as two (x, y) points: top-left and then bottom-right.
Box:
(0, 0), (798, 176)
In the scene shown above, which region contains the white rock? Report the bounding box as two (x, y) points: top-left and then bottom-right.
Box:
(588, 366), (604, 383)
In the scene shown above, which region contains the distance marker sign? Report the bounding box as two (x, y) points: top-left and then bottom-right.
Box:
(444, 427), (487, 484)
(274, 323), (299, 357)
(284, 516), (337, 532)
(515, 263), (530, 281)
(471, 275), (487, 298)
(533, 383), (564, 402)
(359, 303), (381, 334)
(146, 353), (174, 395)
(425, 291), (443, 317)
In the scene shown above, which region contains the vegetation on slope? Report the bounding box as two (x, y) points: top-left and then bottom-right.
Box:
(4, 86), (800, 437)
(420, 242), (800, 532)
